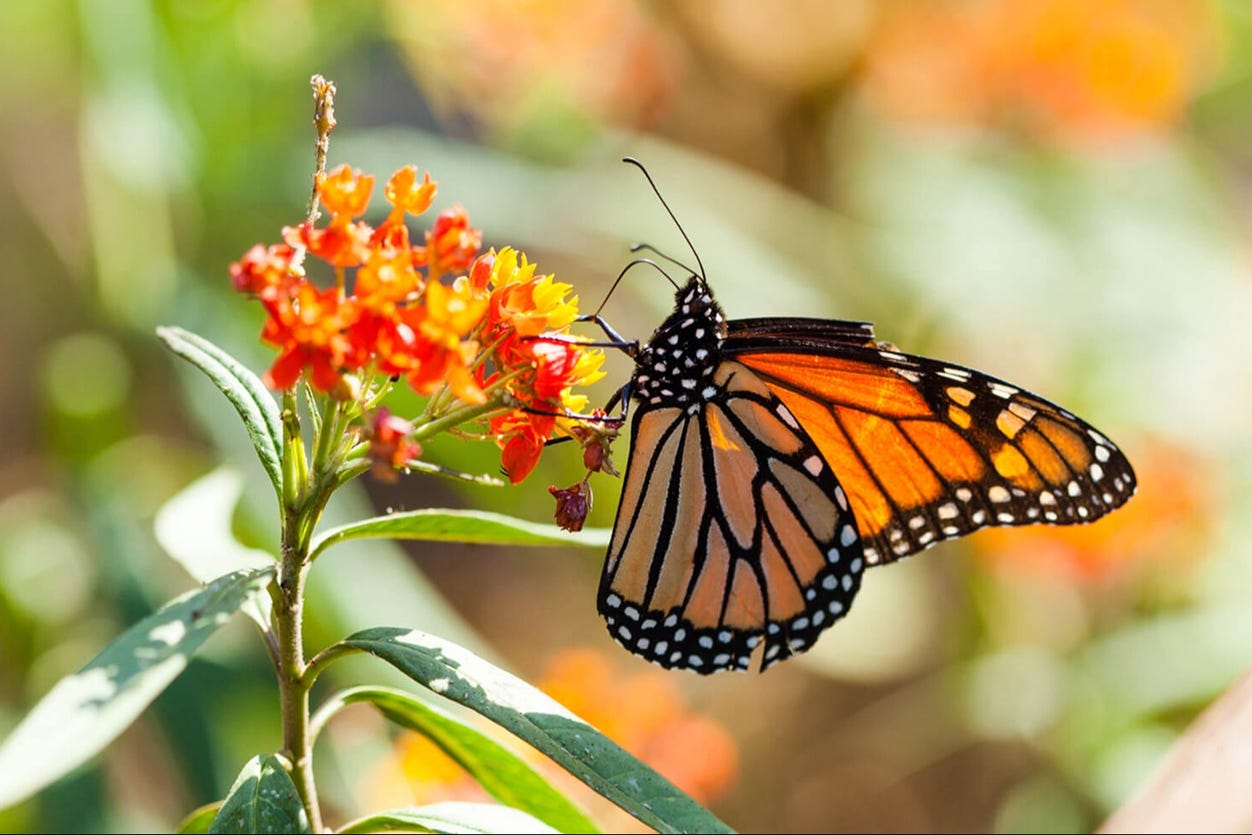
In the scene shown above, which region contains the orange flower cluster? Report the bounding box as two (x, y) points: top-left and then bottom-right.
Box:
(387, 0), (678, 138)
(860, 0), (1220, 143)
(475, 249), (605, 483)
(230, 164), (604, 481)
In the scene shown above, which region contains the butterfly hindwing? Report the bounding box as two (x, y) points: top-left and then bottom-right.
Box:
(723, 332), (1137, 567)
(600, 360), (864, 673)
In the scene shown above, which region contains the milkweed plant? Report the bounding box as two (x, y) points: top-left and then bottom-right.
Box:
(0, 77), (732, 834)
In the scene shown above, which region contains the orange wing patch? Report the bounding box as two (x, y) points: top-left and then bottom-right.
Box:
(730, 345), (1136, 567)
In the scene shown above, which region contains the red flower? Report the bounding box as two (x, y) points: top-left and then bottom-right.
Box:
(493, 408), (553, 485)
(423, 206), (482, 279)
(403, 279), (488, 403)
(467, 251), (495, 292)
(230, 243), (299, 298)
(284, 217), (373, 269)
(259, 279), (357, 391)
(354, 246), (422, 308)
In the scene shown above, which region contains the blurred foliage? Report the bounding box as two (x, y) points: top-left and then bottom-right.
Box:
(2, 0), (1252, 832)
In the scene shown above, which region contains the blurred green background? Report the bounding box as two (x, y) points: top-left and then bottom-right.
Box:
(3, 0), (1251, 832)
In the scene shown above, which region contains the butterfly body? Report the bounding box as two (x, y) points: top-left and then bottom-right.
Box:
(629, 277), (727, 408)
(596, 273), (1136, 675)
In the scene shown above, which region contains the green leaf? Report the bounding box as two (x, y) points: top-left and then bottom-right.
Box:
(309, 509), (610, 562)
(209, 754), (310, 834)
(340, 628), (735, 835)
(0, 567), (275, 811)
(337, 802), (559, 834)
(330, 686), (599, 833)
(155, 467), (275, 630)
(157, 326), (283, 498)
(177, 802), (223, 833)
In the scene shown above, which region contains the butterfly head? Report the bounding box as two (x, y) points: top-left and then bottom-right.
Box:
(632, 275), (727, 407)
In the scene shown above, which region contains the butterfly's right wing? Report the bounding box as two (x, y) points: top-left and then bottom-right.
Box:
(599, 361), (864, 674)
(723, 333), (1137, 568)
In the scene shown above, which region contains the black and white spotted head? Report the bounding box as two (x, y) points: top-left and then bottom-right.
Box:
(632, 276), (727, 407)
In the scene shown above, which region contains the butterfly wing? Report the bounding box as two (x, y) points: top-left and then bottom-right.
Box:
(600, 360), (865, 674)
(723, 327), (1137, 567)
(729, 316), (877, 345)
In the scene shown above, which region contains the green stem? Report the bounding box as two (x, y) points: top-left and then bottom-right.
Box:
(281, 391), (306, 512)
(303, 642), (365, 690)
(411, 401), (505, 443)
(275, 507), (322, 832)
(330, 459), (373, 496)
(312, 397), (343, 481)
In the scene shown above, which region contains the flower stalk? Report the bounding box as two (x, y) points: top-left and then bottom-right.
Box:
(226, 75), (613, 829)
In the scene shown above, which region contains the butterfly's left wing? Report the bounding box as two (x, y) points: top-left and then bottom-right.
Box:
(724, 322), (1137, 567)
(600, 361), (864, 674)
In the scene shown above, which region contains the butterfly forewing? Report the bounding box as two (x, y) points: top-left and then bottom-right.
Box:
(601, 360), (864, 673)
(724, 336), (1137, 566)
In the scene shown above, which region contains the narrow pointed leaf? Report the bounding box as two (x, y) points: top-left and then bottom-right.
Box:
(0, 567), (275, 810)
(330, 687), (598, 833)
(338, 802), (558, 834)
(340, 628), (735, 834)
(209, 754), (309, 834)
(310, 509), (610, 562)
(157, 326), (283, 497)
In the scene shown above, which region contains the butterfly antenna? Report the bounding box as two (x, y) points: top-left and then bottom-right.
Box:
(622, 157), (707, 284)
(629, 242), (699, 278)
(592, 257), (680, 318)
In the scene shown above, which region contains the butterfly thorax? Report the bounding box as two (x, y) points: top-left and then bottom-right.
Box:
(632, 277), (727, 408)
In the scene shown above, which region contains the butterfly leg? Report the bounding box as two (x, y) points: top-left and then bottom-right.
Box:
(518, 380), (631, 427)
(518, 327), (637, 355)
(573, 313), (638, 357)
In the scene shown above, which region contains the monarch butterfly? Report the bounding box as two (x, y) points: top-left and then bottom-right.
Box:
(590, 159), (1136, 675)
